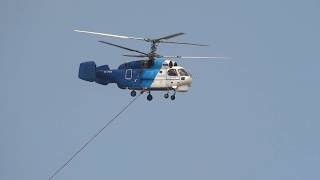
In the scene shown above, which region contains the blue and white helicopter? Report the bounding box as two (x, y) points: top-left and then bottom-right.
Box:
(75, 30), (224, 101)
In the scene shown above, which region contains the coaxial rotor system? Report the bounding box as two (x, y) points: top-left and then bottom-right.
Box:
(74, 30), (226, 62)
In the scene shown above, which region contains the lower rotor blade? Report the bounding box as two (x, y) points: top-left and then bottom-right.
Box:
(123, 55), (148, 58)
(98, 41), (148, 56)
(163, 56), (228, 59)
(160, 41), (209, 46)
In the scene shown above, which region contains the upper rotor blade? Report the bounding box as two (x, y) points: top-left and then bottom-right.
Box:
(75, 30), (146, 41)
(154, 32), (185, 42)
(98, 41), (148, 56)
(163, 56), (228, 59)
(160, 41), (209, 46)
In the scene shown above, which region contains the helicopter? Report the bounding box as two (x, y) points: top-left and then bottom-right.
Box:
(75, 30), (224, 101)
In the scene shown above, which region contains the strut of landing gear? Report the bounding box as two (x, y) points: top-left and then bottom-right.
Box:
(147, 92), (153, 101)
(170, 90), (176, 101)
(130, 90), (136, 97)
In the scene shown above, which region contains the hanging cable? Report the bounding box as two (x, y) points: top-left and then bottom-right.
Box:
(48, 94), (141, 180)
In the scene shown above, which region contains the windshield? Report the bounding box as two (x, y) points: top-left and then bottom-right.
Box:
(178, 68), (189, 76)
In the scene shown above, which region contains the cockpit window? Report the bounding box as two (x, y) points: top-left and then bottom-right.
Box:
(178, 69), (189, 76)
(167, 69), (178, 76)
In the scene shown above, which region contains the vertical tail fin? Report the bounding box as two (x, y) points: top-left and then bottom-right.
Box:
(78, 61), (110, 85)
(79, 61), (96, 82)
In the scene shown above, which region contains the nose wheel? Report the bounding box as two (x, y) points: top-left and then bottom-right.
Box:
(170, 90), (176, 100)
(164, 90), (176, 100)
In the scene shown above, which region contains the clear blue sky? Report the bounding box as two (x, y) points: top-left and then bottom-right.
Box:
(1, 0), (320, 179)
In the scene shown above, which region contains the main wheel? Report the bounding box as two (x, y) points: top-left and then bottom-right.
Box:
(170, 95), (176, 100)
(164, 93), (169, 99)
(130, 90), (136, 97)
(147, 94), (153, 101)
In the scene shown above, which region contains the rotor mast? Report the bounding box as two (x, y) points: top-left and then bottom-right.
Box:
(149, 41), (158, 59)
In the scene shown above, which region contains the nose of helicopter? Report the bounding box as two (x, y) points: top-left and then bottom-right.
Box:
(185, 75), (193, 87)
(189, 75), (193, 85)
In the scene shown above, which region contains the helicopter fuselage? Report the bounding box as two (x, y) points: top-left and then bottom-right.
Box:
(79, 58), (192, 93)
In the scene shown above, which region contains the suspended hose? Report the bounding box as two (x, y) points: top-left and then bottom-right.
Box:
(48, 94), (141, 179)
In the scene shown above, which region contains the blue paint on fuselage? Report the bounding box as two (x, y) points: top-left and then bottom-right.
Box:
(107, 58), (165, 90)
(140, 58), (164, 88)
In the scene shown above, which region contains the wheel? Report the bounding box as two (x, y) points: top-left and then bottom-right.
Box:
(147, 94), (153, 101)
(170, 95), (176, 100)
(130, 90), (136, 97)
(164, 93), (169, 99)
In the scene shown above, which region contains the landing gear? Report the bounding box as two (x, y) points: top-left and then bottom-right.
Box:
(130, 90), (136, 97)
(170, 90), (176, 101)
(164, 90), (176, 100)
(141, 89), (153, 101)
(147, 93), (153, 101)
(141, 89), (176, 101)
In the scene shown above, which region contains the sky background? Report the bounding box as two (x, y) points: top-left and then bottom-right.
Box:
(1, 0), (320, 179)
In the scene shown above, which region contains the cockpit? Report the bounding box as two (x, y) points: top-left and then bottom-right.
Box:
(178, 68), (189, 76)
(167, 69), (178, 76)
(167, 68), (190, 77)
